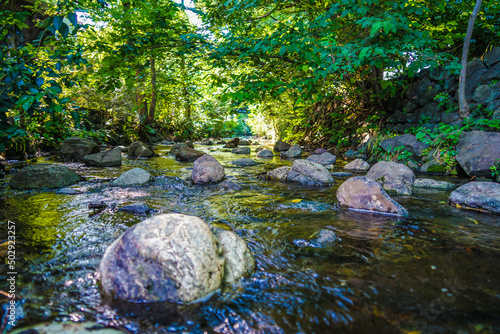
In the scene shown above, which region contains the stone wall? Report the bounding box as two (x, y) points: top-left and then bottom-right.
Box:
(383, 47), (500, 133)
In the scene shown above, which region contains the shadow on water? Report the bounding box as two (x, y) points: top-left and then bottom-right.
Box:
(0, 142), (499, 333)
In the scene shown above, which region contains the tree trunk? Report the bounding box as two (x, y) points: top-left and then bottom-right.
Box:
(458, 0), (483, 118)
(181, 57), (191, 120)
(135, 68), (148, 118)
(148, 56), (156, 124)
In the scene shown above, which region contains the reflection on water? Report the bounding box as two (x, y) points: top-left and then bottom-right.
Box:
(0, 142), (499, 333)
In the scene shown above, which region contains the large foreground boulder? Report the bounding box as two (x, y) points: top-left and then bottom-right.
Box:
(455, 131), (500, 177)
(366, 161), (415, 195)
(128, 141), (154, 157)
(9, 164), (81, 189)
(176, 147), (205, 162)
(287, 160), (334, 186)
(61, 137), (99, 162)
(110, 168), (153, 186)
(99, 214), (254, 303)
(306, 152), (336, 166)
(337, 177), (409, 216)
(83, 148), (122, 167)
(191, 154), (225, 185)
(449, 182), (500, 214)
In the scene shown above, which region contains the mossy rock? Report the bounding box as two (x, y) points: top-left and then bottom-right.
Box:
(427, 164), (448, 174)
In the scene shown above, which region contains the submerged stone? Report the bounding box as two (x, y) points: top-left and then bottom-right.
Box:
(449, 181), (500, 214)
(9, 164), (81, 189)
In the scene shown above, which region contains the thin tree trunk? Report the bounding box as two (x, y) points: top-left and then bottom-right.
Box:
(180, 57), (191, 120)
(135, 68), (148, 118)
(458, 0), (483, 118)
(148, 56), (156, 124)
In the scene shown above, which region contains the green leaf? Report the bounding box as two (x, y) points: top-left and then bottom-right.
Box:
(279, 46), (287, 56)
(59, 22), (69, 38)
(67, 12), (77, 27)
(53, 16), (63, 30)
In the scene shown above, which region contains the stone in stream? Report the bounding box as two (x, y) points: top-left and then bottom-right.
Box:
(9, 164), (81, 189)
(61, 137), (99, 162)
(231, 158), (258, 167)
(11, 322), (123, 334)
(332, 172), (352, 178)
(256, 149), (274, 157)
(306, 152), (336, 166)
(287, 160), (334, 187)
(201, 139), (213, 145)
(217, 180), (242, 191)
(336, 176), (409, 216)
(344, 158), (370, 171)
(313, 229), (339, 247)
(379, 134), (429, 162)
(414, 178), (455, 190)
(273, 140), (291, 152)
(99, 213), (254, 303)
(118, 203), (151, 214)
(128, 141), (154, 157)
(83, 148), (122, 167)
(223, 138), (239, 148)
(277, 200), (334, 212)
(176, 147), (205, 162)
(110, 168), (153, 186)
(449, 182), (500, 214)
(366, 161), (415, 195)
(191, 154), (225, 185)
(455, 131), (500, 177)
(239, 139), (251, 145)
(313, 148), (328, 154)
(169, 142), (191, 155)
(56, 187), (82, 195)
(231, 147), (251, 154)
(280, 144), (302, 159)
(266, 166), (290, 181)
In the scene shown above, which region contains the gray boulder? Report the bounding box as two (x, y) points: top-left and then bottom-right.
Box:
(274, 140), (291, 152)
(11, 322), (123, 334)
(313, 229), (339, 247)
(449, 182), (500, 214)
(266, 166), (290, 181)
(380, 134), (429, 161)
(239, 139), (251, 145)
(344, 158), (370, 171)
(61, 137), (99, 162)
(213, 229), (255, 283)
(176, 147), (205, 162)
(99, 214), (226, 303)
(231, 158), (258, 167)
(337, 176), (409, 216)
(191, 154), (225, 185)
(256, 149), (274, 157)
(484, 46), (500, 67)
(414, 178), (455, 190)
(201, 140), (213, 145)
(169, 143), (190, 155)
(118, 203), (151, 214)
(287, 160), (334, 187)
(217, 180), (242, 191)
(313, 148), (328, 154)
(280, 144), (302, 159)
(232, 147), (251, 154)
(366, 161), (415, 195)
(332, 172), (352, 178)
(9, 164), (81, 189)
(128, 141), (154, 157)
(110, 168), (153, 186)
(223, 138), (239, 148)
(307, 152), (336, 166)
(456, 131), (500, 177)
(83, 148), (122, 167)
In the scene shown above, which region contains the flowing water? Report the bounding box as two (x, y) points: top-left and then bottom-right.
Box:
(0, 143), (499, 334)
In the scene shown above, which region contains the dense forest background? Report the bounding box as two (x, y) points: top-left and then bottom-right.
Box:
(1, 0), (499, 157)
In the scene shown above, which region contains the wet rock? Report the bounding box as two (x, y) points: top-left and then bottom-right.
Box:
(217, 180), (242, 191)
(11, 322), (123, 334)
(277, 200), (334, 212)
(217, 140), (227, 145)
(231, 158), (258, 167)
(83, 148), (122, 167)
(118, 203), (151, 214)
(128, 141), (154, 157)
(456, 131), (500, 177)
(176, 147), (205, 162)
(414, 178), (455, 190)
(420, 159), (448, 175)
(344, 158), (370, 171)
(366, 161), (415, 195)
(274, 140), (291, 152)
(332, 172), (352, 178)
(380, 134), (429, 161)
(313, 148), (328, 154)
(266, 166), (290, 181)
(99, 213), (226, 303)
(344, 149), (357, 158)
(252, 141), (259, 145)
(255, 147), (265, 153)
(223, 138), (239, 148)
(201, 140), (213, 145)
(306, 152), (336, 166)
(256, 149), (273, 157)
(120, 145), (129, 152)
(287, 160), (334, 187)
(484, 46), (500, 67)
(169, 143), (191, 155)
(337, 176), (409, 216)
(239, 139), (251, 145)
(449, 182), (500, 214)
(191, 154), (225, 185)
(231, 147), (251, 154)
(212, 229), (255, 283)
(406, 161), (420, 172)
(110, 168), (153, 186)
(313, 229), (339, 247)
(61, 137), (99, 162)
(280, 144), (302, 159)
(56, 187), (82, 195)
(9, 164), (81, 189)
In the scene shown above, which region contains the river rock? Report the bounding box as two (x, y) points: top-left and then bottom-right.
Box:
(414, 178), (455, 190)
(307, 152), (336, 166)
(169, 143), (191, 155)
(337, 176), (409, 216)
(9, 164), (81, 189)
(257, 149), (273, 157)
(332, 172), (352, 178)
(176, 147), (205, 162)
(280, 144), (302, 159)
(449, 182), (500, 214)
(83, 148), (122, 167)
(110, 168), (153, 186)
(61, 137), (99, 162)
(344, 149), (357, 158)
(212, 229), (255, 283)
(223, 138), (239, 148)
(231, 158), (258, 167)
(266, 166), (290, 181)
(191, 154), (225, 185)
(99, 213), (226, 303)
(455, 131), (500, 177)
(56, 187), (82, 195)
(313, 148), (328, 154)
(239, 139), (251, 145)
(344, 158), (370, 171)
(380, 134), (429, 161)
(366, 161), (415, 195)
(232, 147), (251, 154)
(484, 46), (500, 67)
(287, 160), (334, 186)
(217, 180), (242, 191)
(118, 203), (151, 214)
(11, 322), (123, 334)
(274, 140), (291, 152)
(313, 229), (339, 247)
(255, 146), (264, 153)
(128, 141), (154, 157)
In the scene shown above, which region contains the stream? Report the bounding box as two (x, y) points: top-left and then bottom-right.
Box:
(1, 142), (499, 333)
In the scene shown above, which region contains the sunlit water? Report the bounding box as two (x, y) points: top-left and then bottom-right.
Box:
(0, 143), (499, 333)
